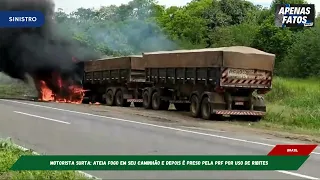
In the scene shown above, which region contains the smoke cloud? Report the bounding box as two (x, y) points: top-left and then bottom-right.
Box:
(58, 4), (177, 56)
(87, 19), (178, 54)
(0, 0), (100, 93)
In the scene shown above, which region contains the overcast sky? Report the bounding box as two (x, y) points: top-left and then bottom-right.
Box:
(53, 0), (319, 14)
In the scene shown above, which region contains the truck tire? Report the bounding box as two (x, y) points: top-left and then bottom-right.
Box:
(143, 90), (152, 109)
(200, 97), (212, 120)
(190, 95), (200, 118)
(106, 90), (115, 106)
(151, 91), (169, 110)
(174, 103), (190, 111)
(134, 102), (143, 107)
(115, 90), (130, 107)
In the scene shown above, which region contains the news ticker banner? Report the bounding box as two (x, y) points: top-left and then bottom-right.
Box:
(275, 4), (315, 27)
(10, 145), (317, 171)
(0, 11), (44, 27)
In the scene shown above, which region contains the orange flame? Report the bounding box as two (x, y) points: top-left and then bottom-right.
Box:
(37, 76), (85, 104)
(38, 80), (54, 101)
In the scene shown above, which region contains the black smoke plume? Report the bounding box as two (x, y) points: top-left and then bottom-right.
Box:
(0, 0), (100, 94)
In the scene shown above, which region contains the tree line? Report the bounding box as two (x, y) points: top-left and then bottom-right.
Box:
(55, 0), (320, 78)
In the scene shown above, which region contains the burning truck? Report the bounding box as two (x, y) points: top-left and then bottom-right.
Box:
(31, 58), (86, 104)
(0, 0), (100, 104)
(29, 45), (275, 121)
(0, 0), (100, 103)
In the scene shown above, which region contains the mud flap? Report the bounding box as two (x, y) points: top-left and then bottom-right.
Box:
(252, 95), (266, 112)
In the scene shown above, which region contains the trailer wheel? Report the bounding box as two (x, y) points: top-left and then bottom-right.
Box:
(134, 102), (143, 107)
(200, 97), (212, 120)
(106, 90), (115, 106)
(152, 92), (169, 110)
(174, 103), (190, 111)
(190, 95), (200, 117)
(115, 90), (130, 107)
(143, 91), (152, 109)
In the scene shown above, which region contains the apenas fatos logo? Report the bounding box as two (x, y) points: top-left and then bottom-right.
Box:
(279, 6), (311, 25)
(275, 4), (315, 27)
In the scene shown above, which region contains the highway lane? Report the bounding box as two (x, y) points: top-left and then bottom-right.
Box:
(0, 99), (319, 179)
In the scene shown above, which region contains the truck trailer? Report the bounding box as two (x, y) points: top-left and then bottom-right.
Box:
(82, 46), (275, 121)
(141, 46), (275, 120)
(82, 55), (148, 107)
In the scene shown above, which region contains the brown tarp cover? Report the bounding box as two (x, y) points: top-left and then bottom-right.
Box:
(84, 55), (144, 72)
(143, 46), (275, 71)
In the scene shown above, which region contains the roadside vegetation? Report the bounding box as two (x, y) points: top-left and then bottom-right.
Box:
(255, 77), (320, 136)
(0, 74), (36, 99)
(0, 138), (88, 179)
(1, 0), (320, 137)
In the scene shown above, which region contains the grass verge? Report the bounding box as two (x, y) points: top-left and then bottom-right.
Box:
(0, 138), (89, 179)
(0, 83), (36, 99)
(251, 77), (320, 137)
(0, 73), (37, 99)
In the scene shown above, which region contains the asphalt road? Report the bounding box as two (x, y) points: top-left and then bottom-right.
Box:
(0, 99), (319, 179)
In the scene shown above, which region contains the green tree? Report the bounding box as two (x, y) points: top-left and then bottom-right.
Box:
(251, 0), (307, 72)
(210, 23), (259, 47)
(280, 17), (320, 77)
(157, 0), (211, 47)
(52, 0), (320, 78)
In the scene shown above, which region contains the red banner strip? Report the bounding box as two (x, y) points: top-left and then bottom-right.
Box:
(268, 144), (317, 156)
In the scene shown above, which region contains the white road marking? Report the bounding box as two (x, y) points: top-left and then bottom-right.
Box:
(2, 99), (319, 179)
(311, 151), (320, 155)
(276, 171), (319, 180)
(14, 111), (70, 124)
(179, 126), (226, 132)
